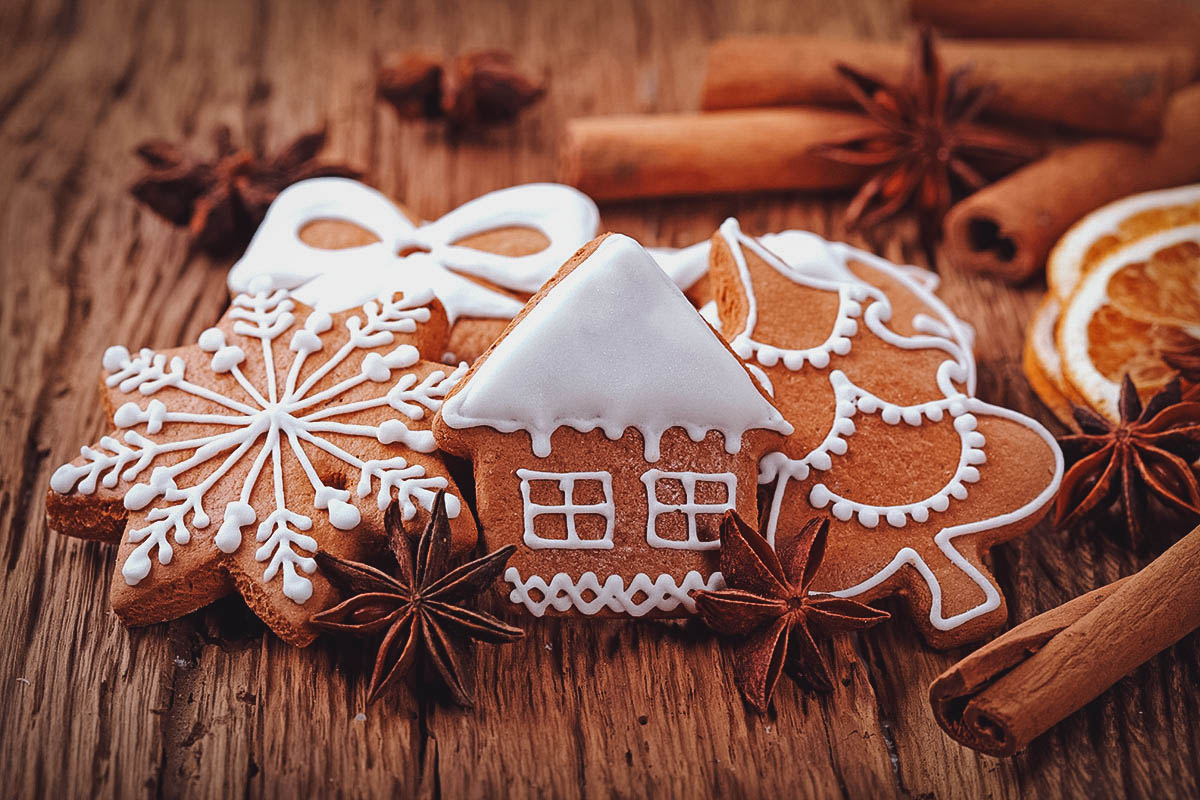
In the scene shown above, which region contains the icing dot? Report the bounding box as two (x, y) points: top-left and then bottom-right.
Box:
(832, 501), (853, 521)
(901, 407), (923, 426)
(960, 466), (980, 483)
(124, 482), (159, 511)
(858, 509), (880, 528)
(102, 346), (130, 372)
(911, 505), (929, 523)
(931, 495), (950, 512)
(881, 406), (901, 425)
(289, 329), (322, 354)
(211, 346), (246, 373)
(383, 344), (420, 369)
(327, 499), (361, 530)
(361, 353), (392, 382)
(886, 509), (907, 527)
(925, 404), (944, 422)
(809, 484), (832, 508)
(198, 328), (225, 352)
(113, 402), (142, 429)
(305, 311), (333, 334)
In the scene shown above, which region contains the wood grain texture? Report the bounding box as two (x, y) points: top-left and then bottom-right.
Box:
(0, 0), (1196, 798)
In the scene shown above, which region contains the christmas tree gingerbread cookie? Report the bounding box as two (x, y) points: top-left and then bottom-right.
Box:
(709, 219), (1063, 647)
(433, 233), (793, 617)
(47, 286), (475, 646)
(227, 177), (600, 363)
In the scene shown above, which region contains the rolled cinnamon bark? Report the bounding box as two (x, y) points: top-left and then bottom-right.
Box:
(911, 0), (1200, 46)
(702, 37), (1196, 140)
(929, 524), (1200, 757)
(942, 84), (1200, 282)
(561, 109), (882, 201)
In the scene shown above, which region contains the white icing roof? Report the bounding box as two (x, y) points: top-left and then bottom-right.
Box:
(440, 234), (792, 460)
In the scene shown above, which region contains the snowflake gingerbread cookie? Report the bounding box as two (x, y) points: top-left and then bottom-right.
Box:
(47, 286), (475, 646)
(433, 233), (793, 617)
(227, 177), (600, 363)
(709, 219), (1063, 647)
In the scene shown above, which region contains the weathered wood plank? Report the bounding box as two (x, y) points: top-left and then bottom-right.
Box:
(1, 0), (1197, 797)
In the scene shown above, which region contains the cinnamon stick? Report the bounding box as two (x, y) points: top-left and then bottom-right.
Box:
(702, 37), (1196, 140)
(561, 108), (880, 201)
(911, 0), (1200, 46)
(930, 524), (1200, 757)
(942, 84), (1200, 282)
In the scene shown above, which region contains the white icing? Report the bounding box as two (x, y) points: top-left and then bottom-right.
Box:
(227, 178), (600, 324)
(810, 397), (1062, 631)
(516, 469), (615, 550)
(1058, 224), (1200, 421)
(718, 219), (973, 392)
(51, 289), (465, 605)
(439, 234), (793, 461)
(641, 469), (735, 550)
(719, 220), (1063, 631)
(504, 567), (723, 617)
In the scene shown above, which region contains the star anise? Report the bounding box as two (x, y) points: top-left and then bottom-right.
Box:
(130, 125), (361, 255)
(1055, 375), (1200, 547)
(377, 49), (546, 129)
(694, 511), (889, 713)
(809, 28), (1040, 256)
(311, 491), (523, 706)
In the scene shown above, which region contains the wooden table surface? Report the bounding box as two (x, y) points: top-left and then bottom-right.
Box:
(2, 0), (1198, 797)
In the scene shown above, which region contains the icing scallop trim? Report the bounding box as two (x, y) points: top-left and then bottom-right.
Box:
(816, 397), (1062, 631)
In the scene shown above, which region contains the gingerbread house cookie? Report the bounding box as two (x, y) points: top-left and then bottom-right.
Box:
(709, 219), (1063, 648)
(227, 178), (600, 363)
(433, 233), (793, 617)
(47, 286), (476, 646)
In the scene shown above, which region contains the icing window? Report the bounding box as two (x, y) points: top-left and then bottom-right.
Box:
(516, 469), (615, 550)
(641, 470), (736, 550)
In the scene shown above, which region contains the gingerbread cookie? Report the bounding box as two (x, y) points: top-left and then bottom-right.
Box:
(433, 233), (793, 617)
(227, 177), (600, 364)
(709, 219), (1062, 648)
(47, 286), (475, 646)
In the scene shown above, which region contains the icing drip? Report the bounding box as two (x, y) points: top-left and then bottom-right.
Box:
(439, 234), (792, 461)
(228, 178), (600, 323)
(504, 568), (724, 617)
(52, 290), (467, 604)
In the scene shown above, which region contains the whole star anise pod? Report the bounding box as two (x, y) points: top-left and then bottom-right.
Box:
(377, 49), (546, 129)
(810, 28), (1040, 256)
(1055, 375), (1200, 547)
(130, 125), (361, 255)
(694, 511), (889, 713)
(311, 491), (523, 706)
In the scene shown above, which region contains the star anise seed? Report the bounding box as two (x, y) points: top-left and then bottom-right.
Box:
(311, 490), (523, 707)
(694, 511), (889, 713)
(810, 27), (1040, 258)
(1055, 374), (1200, 548)
(130, 125), (361, 256)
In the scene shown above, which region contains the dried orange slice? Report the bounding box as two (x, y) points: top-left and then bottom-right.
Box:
(1022, 295), (1085, 428)
(1058, 225), (1200, 421)
(1048, 184), (1200, 302)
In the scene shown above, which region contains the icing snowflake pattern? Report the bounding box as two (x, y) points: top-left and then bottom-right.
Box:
(51, 289), (466, 604)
